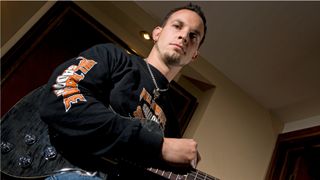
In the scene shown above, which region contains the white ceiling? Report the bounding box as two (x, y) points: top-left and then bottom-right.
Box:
(133, 1), (320, 123)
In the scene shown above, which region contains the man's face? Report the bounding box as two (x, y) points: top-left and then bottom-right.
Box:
(153, 9), (205, 67)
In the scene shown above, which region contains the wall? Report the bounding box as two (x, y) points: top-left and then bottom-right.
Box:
(1, 2), (279, 180)
(1, 1), (44, 46)
(1, 1), (54, 57)
(186, 58), (277, 179)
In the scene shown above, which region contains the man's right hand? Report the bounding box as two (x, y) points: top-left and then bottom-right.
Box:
(161, 137), (200, 168)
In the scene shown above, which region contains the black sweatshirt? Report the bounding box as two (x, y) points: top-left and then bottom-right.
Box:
(39, 43), (181, 171)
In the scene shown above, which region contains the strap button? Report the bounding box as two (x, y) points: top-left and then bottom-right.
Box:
(18, 155), (32, 168)
(43, 146), (57, 160)
(1, 141), (14, 154)
(24, 134), (37, 145)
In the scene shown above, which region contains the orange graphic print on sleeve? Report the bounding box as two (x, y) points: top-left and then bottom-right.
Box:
(52, 57), (97, 112)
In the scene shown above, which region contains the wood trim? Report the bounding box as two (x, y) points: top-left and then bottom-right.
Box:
(265, 125), (320, 180)
(0, 2), (136, 116)
(1, 1), (134, 84)
(169, 81), (198, 135)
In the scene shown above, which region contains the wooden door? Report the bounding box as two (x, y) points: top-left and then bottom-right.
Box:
(266, 126), (320, 180)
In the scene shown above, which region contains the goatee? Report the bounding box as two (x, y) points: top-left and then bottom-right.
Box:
(163, 53), (182, 67)
(156, 43), (183, 67)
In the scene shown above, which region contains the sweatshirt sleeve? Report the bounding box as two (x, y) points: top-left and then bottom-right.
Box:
(39, 44), (163, 164)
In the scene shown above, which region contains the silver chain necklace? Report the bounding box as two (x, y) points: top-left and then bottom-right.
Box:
(145, 59), (169, 99)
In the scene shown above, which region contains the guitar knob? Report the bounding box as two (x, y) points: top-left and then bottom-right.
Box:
(18, 155), (32, 168)
(24, 134), (37, 145)
(1, 141), (14, 154)
(43, 146), (57, 160)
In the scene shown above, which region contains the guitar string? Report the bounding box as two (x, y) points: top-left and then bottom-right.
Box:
(188, 170), (217, 180)
(190, 173), (217, 180)
(159, 168), (215, 180)
(148, 168), (186, 180)
(148, 167), (218, 180)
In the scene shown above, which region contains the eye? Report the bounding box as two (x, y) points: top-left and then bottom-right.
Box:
(172, 22), (182, 29)
(189, 33), (199, 41)
(173, 24), (180, 29)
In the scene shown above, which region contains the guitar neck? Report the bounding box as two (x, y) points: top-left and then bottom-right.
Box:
(147, 167), (219, 180)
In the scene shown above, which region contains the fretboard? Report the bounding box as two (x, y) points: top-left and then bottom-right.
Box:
(147, 167), (220, 180)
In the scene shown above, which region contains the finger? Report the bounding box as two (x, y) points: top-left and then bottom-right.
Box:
(191, 157), (197, 168)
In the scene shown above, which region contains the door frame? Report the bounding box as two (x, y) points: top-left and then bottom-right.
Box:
(266, 125), (320, 179)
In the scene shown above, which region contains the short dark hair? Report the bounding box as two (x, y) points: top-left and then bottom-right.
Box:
(161, 3), (207, 47)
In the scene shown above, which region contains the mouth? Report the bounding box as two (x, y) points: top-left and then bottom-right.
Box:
(170, 43), (186, 54)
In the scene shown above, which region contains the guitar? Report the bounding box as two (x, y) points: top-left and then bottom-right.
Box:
(1, 85), (220, 180)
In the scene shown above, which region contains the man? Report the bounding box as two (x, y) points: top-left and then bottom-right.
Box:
(40, 3), (207, 180)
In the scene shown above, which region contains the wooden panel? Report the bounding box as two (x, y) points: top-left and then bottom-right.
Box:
(265, 126), (320, 180)
(169, 81), (198, 135)
(1, 2), (133, 117)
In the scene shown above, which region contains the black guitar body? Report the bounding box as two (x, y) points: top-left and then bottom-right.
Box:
(1, 85), (77, 179)
(0, 86), (172, 180)
(1, 85), (219, 180)
(0, 86), (167, 180)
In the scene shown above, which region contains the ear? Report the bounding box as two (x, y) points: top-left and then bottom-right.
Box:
(152, 26), (162, 42)
(191, 51), (199, 60)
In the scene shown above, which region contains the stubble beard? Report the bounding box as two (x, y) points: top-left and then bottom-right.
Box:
(155, 43), (183, 67)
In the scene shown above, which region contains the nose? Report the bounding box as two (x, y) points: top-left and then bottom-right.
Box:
(178, 31), (189, 44)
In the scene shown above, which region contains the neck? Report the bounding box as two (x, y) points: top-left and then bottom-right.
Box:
(146, 51), (182, 82)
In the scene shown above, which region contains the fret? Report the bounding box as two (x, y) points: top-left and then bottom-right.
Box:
(147, 167), (154, 172)
(147, 167), (219, 180)
(176, 174), (187, 180)
(170, 172), (177, 179)
(176, 174), (180, 180)
(163, 171), (171, 178)
(194, 170), (198, 179)
(147, 168), (183, 180)
(187, 169), (219, 180)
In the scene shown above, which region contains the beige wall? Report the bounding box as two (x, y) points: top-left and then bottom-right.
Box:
(185, 59), (277, 179)
(1, 1), (45, 46)
(1, 1), (54, 56)
(2, 2), (279, 180)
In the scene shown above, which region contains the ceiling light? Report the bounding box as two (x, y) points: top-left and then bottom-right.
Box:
(140, 31), (151, 40)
